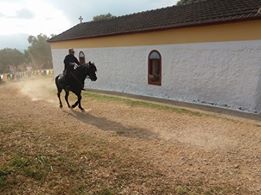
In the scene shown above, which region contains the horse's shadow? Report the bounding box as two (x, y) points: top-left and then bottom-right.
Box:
(65, 110), (158, 140)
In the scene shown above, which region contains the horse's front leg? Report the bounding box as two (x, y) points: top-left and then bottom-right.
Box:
(71, 89), (84, 111)
(65, 90), (71, 108)
(71, 100), (78, 109)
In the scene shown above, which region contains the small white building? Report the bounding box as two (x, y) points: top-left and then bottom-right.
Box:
(49, 0), (261, 113)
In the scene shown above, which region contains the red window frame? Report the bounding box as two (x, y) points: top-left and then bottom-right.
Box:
(148, 50), (162, 86)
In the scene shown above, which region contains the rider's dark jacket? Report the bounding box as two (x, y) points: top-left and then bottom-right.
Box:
(63, 54), (84, 88)
(63, 54), (80, 74)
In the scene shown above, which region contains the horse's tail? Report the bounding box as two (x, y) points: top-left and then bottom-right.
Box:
(55, 75), (59, 87)
(55, 75), (62, 91)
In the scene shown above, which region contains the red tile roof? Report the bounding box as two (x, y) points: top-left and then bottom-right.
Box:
(49, 0), (261, 42)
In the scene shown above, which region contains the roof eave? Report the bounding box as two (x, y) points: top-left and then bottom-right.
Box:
(48, 16), (261, 43)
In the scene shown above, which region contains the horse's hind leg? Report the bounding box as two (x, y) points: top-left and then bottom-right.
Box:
(65, 90), (71, 108)
(57, 89), (63, 108)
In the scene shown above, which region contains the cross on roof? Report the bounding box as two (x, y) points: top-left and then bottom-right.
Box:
(79, 16), (83, 23)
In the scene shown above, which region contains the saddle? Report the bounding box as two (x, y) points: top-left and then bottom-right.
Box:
(59, 72), (84, 90)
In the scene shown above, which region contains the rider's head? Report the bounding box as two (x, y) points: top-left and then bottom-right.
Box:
(69, 48), (75, 55)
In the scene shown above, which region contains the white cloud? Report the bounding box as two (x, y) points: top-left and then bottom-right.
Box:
(46, 0), (178, 24)
(0, 0), (179, 49)
(16, 8), (34, 19)
(0, 0), (71, 36)
(1, 0), (178, 35)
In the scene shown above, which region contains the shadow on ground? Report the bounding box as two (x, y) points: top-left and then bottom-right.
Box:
(65, 110), (158, 140)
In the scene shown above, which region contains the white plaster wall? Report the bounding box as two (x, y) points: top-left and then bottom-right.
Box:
(51, 40), (261, 113)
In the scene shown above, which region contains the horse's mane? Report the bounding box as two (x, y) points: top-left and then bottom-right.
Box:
(88, 62), (97, 72)
(72, 62), (97, 81)
(75, 62), (96, 72)
(77, 62), (97, 73)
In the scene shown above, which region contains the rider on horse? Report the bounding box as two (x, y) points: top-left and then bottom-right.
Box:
(63, 49), (84, 89)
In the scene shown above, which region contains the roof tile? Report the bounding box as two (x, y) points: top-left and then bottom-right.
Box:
(49, 0), (261, 42)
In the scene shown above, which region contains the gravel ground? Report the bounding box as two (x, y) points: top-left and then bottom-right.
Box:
(0, 78), (260, 194)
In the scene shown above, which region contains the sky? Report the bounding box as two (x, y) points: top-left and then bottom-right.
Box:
(0, 0), (178, 50)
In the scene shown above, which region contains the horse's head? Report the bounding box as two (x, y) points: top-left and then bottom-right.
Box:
(74, 62), (97, 82)
(85, 62), (97, 81)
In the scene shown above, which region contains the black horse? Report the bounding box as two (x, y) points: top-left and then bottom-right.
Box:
(55, 62), (97, 111)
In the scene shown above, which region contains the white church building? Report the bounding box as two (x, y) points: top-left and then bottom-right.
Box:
(48, 0), (261, 114)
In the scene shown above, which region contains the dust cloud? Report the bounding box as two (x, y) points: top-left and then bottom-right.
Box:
(15, 78), (57, 105)
(13, 78), (241, 151)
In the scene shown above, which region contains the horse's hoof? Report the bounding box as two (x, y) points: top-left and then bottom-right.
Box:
(59, 105), (63, 109)
(80, 108), (85, 112)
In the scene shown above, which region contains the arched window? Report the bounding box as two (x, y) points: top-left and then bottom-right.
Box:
(148, 50), (161, 85)
(79, 51), (86, 65)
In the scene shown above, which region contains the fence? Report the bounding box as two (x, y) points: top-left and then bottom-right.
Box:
(0, 69), (54, 81)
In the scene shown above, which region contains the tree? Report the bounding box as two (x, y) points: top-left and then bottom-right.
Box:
(0, 48), (26, 73)
(177, 0), (206, 6)
(27, 34), (52, 69)
(23, 49), (31, 64)
(92, 13), (116, 21)
(0, 34), (52, 73)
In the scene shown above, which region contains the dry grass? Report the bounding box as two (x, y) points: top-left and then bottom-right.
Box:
(0, 78), (260, 194)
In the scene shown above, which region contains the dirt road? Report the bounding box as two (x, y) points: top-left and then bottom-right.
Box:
(0, 78), (260, 194)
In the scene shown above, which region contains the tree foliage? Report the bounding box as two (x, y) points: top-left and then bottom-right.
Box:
(0, 48), (26, 73)
(27, 34), (52, 69)
(177, 0), (206, 6)
(92, 13), (116, 21)
(0, 34), (53, 73)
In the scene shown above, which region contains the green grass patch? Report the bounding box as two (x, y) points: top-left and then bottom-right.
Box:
(10, 156), (29, 169)
(0, 154), (52, 189)
(52, 88), (249, 123)
(0, 169), (9, 188)
(84, 91), (203, 117)
(175, 185), (191, 195)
